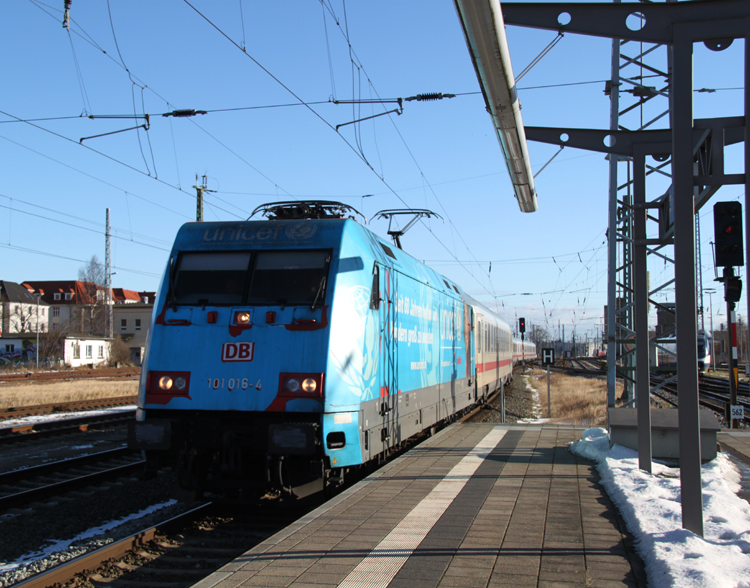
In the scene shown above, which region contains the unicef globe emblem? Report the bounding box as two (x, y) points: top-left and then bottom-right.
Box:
(285, 224), (317, 240)
(350, 285), (371, 314)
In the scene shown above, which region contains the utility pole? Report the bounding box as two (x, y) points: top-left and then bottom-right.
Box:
(194, 174), (215, 222)
(105, 209), (113, 340)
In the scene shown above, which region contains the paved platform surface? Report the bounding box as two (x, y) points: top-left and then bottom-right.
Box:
(718, 430), (750, 468)
(193, 423), (647, 588)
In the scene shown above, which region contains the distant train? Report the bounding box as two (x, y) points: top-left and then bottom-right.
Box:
(655, 332), (712, 372)
(129, 201), (536, 499)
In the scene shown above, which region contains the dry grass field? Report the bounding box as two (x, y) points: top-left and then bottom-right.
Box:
(1, 366), (620, 418)
(0, 379), (138, 409)
(523, 368), (623, 427)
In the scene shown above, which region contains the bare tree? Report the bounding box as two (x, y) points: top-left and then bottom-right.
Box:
(6, 304), (40, 333)
(529, 324), (551, 349)
(78, 255), (106, 286)
(77, 255), (107, 336)
(37, 329), (68, 363)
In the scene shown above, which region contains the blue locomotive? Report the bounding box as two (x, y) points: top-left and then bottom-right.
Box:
(129, 201), (535, 498)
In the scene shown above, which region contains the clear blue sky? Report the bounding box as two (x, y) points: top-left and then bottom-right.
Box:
(0, 1), (745, 343)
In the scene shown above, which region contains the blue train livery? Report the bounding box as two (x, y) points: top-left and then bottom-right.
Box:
(129, 201), (534, 499)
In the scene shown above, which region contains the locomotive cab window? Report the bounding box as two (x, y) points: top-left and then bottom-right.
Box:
(172, 252), (251, 306)
(171, 249), (331, 308)
(247, 250), (331, 307)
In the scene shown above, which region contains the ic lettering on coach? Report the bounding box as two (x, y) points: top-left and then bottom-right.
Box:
(221, 342), (254, 362)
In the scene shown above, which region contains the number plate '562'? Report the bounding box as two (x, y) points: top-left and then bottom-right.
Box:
(221, 342), (254, 362)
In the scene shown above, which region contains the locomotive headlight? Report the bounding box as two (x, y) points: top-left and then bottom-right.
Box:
(301, 378), (317, 393)
(279, 373), (324, 398)
(234, 311), (251, 324)
(285, 378), (301, 393)
(145, 371), (191, 401)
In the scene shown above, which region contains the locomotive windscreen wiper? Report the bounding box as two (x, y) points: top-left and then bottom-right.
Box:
(311, 277), (327, 311)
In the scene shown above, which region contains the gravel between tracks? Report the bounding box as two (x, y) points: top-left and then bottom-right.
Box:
(0, 428), (192, 587)
(469, 369), (538, 424)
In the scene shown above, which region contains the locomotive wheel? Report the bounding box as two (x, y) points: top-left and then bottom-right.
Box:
(176, 447), (208, 498)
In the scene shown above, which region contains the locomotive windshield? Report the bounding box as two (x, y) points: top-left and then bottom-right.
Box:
(247, 251), (330, 306)
(170, 250), (331, 307)
(172, 252), (250, 306)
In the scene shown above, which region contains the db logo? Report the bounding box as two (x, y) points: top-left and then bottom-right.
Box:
(221, 342), (254, 362)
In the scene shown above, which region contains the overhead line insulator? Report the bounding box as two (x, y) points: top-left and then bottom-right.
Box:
(404, 93), (456, 102)
(163, 109), (207, 118)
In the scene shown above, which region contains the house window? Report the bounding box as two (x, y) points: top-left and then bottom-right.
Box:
(5, 344), (14, 353)
(85, 345), (93, 358)
(65, 293), (72, 301)
(54, 293), (61, 301)
(53, 307), (60, 317)
(98, 345), (104, 358)
(120, 318), (127, 331)
(52, 324), (58, 331)
(73, 344), (80, 359)
(135, 319), (141, 331)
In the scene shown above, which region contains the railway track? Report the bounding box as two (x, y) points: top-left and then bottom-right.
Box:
(0, 395), (137, 421)
(3, 374), (530, 587)
(0, 367), (140, 385)
(0, 410), (136, 446)
(537, 357), (750, 425)
(12, 499), (315, 588)
(649, 373), (750, 425)
(0, 447), (143, 511)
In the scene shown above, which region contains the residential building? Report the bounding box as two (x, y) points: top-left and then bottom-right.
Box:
(22, 280), (106, 335)
(0, 280), (48, 337)
(113, 303), (154, 365)
(63, 336), (110, 367)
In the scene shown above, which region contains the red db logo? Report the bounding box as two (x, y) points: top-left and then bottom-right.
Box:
(221, 342), (254, 362)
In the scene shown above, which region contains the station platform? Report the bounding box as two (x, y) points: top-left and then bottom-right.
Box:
(192, 423), (647, 588)
(718, 430), (750, 468)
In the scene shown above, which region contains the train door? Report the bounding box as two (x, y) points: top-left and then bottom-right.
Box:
(375, 263), (397, 453)
(465, 303), (475, 400)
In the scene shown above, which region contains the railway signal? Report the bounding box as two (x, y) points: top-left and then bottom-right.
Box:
(714, 202), (744, 428)
(714, 201), (744, 268)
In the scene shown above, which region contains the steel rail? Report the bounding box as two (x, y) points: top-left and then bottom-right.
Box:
(0, 446), (132, 484)
(0, 411), (135, 446)
(0, 396), (137, 420)
(13, 503), (212, 588)
(0, 455), (144, 511)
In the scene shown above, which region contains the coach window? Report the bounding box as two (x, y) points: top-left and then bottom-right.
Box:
(172, 252), (251, 306)
(247, 250), (331, 307)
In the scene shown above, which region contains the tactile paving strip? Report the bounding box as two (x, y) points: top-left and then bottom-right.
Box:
(336, 427), (508, 588)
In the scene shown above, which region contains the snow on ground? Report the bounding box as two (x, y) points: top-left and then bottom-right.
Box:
(0, 405), (136, 430)
(571, 428), (750, 588)
(517, 374), (551, 424)
(0, 501), (177, 587)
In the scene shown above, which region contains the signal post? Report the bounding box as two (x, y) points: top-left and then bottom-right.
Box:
(714, 201), (744, 428)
